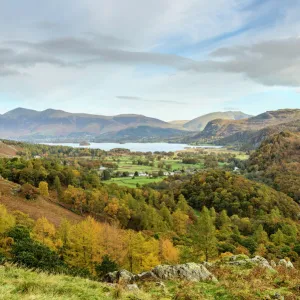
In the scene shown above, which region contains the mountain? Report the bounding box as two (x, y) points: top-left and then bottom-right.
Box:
(95, 125), (189, 142)
(0, 108), (189, 141)
(168, 120), (189, 126)
(216, 118), (300, 149)
(183, 111), (251, 131)
(191, 109), (300, 146)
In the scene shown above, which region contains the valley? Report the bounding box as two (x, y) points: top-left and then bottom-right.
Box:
(0, 131), (299, 299)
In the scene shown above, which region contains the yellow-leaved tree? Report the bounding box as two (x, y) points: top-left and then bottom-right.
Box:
(0, 204), (15, 235)
(39, 181), (49, 197)
(32, 217), (56, 249)
(66, 217), (102, 271)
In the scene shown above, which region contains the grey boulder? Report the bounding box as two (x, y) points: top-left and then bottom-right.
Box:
(151, 263), (217, 282)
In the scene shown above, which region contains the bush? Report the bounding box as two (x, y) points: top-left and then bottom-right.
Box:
(7, 226), (65, 272)
(95, 255), (119, 279)
(20, 183), (39, 200)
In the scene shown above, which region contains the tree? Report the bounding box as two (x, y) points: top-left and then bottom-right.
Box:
(161, 239), (179, 264)
(39, 181), (49, 197)
(172, 210), (189, 235)
(0, 204), (15, 235)
(193, 206), (217, 261)
(102, 170), (111, 181)
(95, 255), (119, 278)
(271, 229), (286, 246)
(254, 224), (269, 244)
(176, 194), (189, 213)
(8, 225), (64, 273)
(160, 203), (173, 228)
(54, 176), (62, 199)
(32, 217), (56, 249)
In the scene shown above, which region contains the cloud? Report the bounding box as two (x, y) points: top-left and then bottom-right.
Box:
(2, 36), (193, 72)
(116, 96), (187, 105)
(185, 37), (300, 87)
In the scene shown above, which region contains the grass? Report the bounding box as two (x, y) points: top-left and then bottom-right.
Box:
(104, 177), (166, 187)
(0, 264), (151, 300)
(0, 264), (299, 300)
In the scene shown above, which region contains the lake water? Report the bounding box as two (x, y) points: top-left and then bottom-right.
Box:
(41, 142), (222, 152)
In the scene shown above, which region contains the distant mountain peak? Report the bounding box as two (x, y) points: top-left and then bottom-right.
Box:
(183, 111), (252, 131)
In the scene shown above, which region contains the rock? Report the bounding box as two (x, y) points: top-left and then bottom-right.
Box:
(151, 263), (217, 282)
(104, 270), (135, 284)
(228, 256), (275, 270)
(103, 271), (118, 283)
(126, 284), (139, 291)
(272, 292), (284, 299)
(250, 256), (274, 270)
(134, 271), (157, 282)
(229, 255), (249, 262)
(278, 259), (294, 269)
(202, 261), (213, 268)
(270, 260), (277, 268)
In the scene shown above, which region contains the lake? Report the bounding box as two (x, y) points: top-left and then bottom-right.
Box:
(41, 142), (222, 152)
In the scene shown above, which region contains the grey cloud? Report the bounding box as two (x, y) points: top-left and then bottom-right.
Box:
(2, 36), (193, 73)
(36, 21), (63, 31)
(0, 68), (23, 77)
(187, 37), (300, 87)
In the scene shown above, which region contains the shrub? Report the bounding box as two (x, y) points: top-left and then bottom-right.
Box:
(20, 183), (39, 200)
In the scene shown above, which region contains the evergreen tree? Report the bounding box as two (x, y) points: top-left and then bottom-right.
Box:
(193, 206), (217, 262)
(54, 176), (62, 199)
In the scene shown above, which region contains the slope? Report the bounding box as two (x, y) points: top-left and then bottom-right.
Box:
(0, 179), (82, 226)
(191, 109), (300, 143)
(95, 125), (190, 142)
(184, 111), (251, 131)
(247, 131), (300, 202)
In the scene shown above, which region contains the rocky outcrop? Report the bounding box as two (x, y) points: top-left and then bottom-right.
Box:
(228, 256), (274, 270)
(278, 259), (294, 269)
(103, 269), (135, 284)
(134, 271), (157, 282)
(104, 263), (217, 284)
(151, 263), (217, 282)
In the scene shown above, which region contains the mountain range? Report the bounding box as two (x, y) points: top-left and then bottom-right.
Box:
(190, 109), (300, 149)
(0, 108), (183, 141)
(0, 107), (299, 147)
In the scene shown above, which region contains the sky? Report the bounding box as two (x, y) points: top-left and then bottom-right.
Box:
(0, 0), (300, 121)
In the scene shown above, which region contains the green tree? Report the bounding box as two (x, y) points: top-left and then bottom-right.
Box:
(193, 206), (217, 261)
(95, 255), (119, 279)
(54, 176), (62, 199)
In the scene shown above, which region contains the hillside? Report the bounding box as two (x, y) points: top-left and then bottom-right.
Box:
(0, 141), (21, 157)
(183, 111), (251, 131)
(1, 262), (299, 300)
(247, 131), (300, 202)
(216, 118), (300, 149)
(0, 108), (181, 141)
(191, 109), (300, 146)
(0, 179), (82, 226)
(168, 119), (189, 126)
(95, 125), (190, 142)
(180, 169), (300, 219)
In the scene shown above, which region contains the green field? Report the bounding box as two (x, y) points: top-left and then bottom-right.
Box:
(104, 176), (166, 187)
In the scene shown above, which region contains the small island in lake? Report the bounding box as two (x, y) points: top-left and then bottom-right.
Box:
(79, 141), (91, 146)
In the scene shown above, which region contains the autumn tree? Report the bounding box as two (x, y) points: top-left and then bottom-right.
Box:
(160, 239), (179, 264)
(0, 204), (15, 235)
(32, 217), (56, 249)
(39, 181), (49, 197)
(172, 210), (189, 235)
